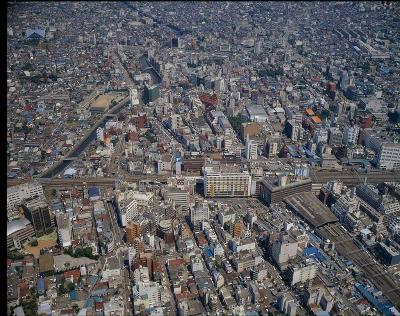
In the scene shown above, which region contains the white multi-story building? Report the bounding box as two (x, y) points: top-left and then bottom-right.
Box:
(190, 201), (209, 227)
(7, 182), (44, 214)
(332, 190), (361, 230)
(102, 257), (122, 288)
(190, 256), (204, 272)
(288, 263), (318, 286)
(271, 233), (298, 268)
(130, 87), (139, 106)
(203, 161), (251, 197)
(120, 198), (138, 226)
(313, 128), (328, 144)
(164, 188), (189, 211)
(332, 190), (360, 220)
(377, 143), (400, 170)
(265, 139), (279, 158)
(343, 125), (360, 145)
(279, 293), (298, 316)
(246, 139), (258, 160)
(133, 281), (161, 309)
(121, 190), (154, 207)
(218, 210), (236, 226)
(56, 213), (72, 248)
(96, 127), (104, 142)
(230, 239), (256, 253)
(134, 266), (150, 284)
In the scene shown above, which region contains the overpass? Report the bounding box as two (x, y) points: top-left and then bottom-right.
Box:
(7, 169), (399, 189)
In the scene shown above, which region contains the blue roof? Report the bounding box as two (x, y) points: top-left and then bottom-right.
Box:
(204, 246), (213, 258)
(91, 288), (107, 297)
(84, 298), (94, 308)
(355, 283), (394, 316)
(70, 290), (78, 300)
(88, 275), (98, 285)
(88, 187), (100, 198)
(37, 277), (45, 292)
(315, 312), (330, 316)
(303, 246), (326, 262)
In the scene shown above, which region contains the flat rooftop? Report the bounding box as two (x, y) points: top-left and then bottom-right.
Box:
(284, 192), (338, 228)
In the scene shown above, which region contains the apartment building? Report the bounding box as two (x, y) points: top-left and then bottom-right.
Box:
(377, 143), (400, 170)
(203, 161), (251, 197)
(22, 197), (54, 237)
(7, 182), (44, 213)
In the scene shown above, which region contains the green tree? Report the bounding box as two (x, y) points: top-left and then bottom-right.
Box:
(48, 73), (58, 81)
(29, 239), (38, 247)
(388, 111), (400, 124)
(7, 250), (24, 260)
(67, 282), (75, 291)
(228, 115), (249, 135)
(320, 109), (330, 120)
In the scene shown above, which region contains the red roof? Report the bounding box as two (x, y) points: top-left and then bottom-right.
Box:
(199, 93), (218, 106)
(19, 281), (29, 298)
(64, 269), (80, 281)
(95, 301), (104, 311)
(168, 258), (187, 268)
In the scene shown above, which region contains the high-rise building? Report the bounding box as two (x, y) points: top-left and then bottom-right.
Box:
(331, 190), (361, 230)
(286, 263), (317, 286)
(375, 240), (400, 266)
(7, 182), (44, 214)
(56, 213), (72, 248)
(190, 200), (209, 228)
(7, 218), (35, 249)
(343, 125), (360, 145)
(130, 87), (139, 106)
(254, 41), (262, 55)
(22, 197), (54, 237)
(96, 127), (104, 142)
(377, 143), (400, 170)
(203, 161), (251, 197)
(338, 70), (349, 91)
(271, 232), (298, 268)
(171, 37), (182, 48)
(134, 238), (145, 253)
(265, 139), (279, 158)
(144, 84), (160, 104)
(126, 221), (141, 245)
(120, 198), (138, 227)
(232, 221), (244, 239)
(328, 127), (343, 146)
(313, 128), (328, 144)
(279, 293), (298, 316)
(246, 139), (258, 160)
(260, 177), (312, 206)
(285, 120), (303, 142)
(164, 187), (189, 212)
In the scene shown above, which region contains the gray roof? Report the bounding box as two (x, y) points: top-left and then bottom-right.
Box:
(26, 28), (45, 38)
(7, 218), (31, 236)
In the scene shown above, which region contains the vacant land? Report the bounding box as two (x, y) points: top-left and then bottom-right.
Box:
(91, 94), (118, 108)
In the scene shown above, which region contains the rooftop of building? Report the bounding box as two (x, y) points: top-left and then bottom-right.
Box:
(284, 192), (338, 228)
(7, 217), (32, 236)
